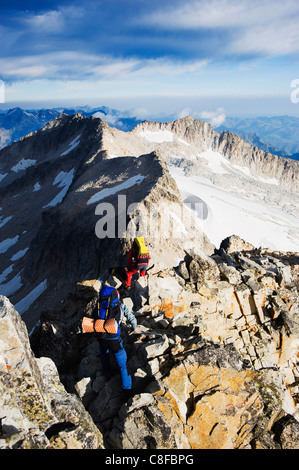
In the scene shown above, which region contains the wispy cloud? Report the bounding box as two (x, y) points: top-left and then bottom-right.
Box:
(146, 0), (298, 29)
(0, 52), (131, 81)
(0, 51), (208, 82)
(22, 5), (85, 33)
(1, 0), (298, 114)
(177, 106), (226, 127)
(145, 0), (299, 57)
(228, 21), (299, 56)
(24, 10), (65, 33)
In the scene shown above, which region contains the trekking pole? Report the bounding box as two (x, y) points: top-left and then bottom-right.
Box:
(146, 264), (155, 273)
(145, 264), (154, 288)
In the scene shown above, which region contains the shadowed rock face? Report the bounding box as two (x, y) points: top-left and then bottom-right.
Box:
(0, 295), (104, 449)
(22, 235), (299, 450)
(0, 114), (213, 330)
(1, 113), (298, 330)
(2, 232), (299, 449)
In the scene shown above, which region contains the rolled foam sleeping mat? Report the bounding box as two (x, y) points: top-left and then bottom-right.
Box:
(82, 317), (118, 334)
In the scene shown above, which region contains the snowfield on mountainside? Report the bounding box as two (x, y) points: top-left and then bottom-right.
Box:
(131, 122), (298, 253)
(169, 165), (298, 252)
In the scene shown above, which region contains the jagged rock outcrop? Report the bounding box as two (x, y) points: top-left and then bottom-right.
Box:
(26, 235), (299, 449)
(131, 117), (299, 192)
(108, 347), (283, 449)
(0, 295), (104, 449)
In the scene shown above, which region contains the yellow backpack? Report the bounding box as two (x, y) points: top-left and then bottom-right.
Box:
(133, 237), (149, 269)
(134, 237), (149, 255)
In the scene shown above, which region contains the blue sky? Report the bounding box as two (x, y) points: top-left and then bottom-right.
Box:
(1, 0), (299, 118)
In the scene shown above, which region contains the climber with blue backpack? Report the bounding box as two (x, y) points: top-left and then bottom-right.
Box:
(96, 284), (137, 397)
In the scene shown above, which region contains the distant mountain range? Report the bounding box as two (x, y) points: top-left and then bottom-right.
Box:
(215, 115), (299, 160)
(0, 106), (143, 150)
(0, 106), (299, 161)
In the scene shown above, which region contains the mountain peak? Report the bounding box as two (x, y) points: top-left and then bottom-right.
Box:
(0, 112), (298, 328)
(1, 114), (212, 330)
(0, 111), (299, 450)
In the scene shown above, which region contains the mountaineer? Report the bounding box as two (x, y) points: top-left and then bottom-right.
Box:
(125, 237), (150, 287)
(96, 284), (137, 398)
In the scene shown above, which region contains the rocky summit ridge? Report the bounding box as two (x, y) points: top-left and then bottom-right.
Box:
(1, 235), (299, 449)
(131, 116), (298, 191)
(0, 113), (214, 330)
(0, 113), (299, 449)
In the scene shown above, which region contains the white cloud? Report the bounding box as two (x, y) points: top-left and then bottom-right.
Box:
(198, 108), (226, 127)
(228, 22), (299, 56)
(0, 55), (61, 79)
(92, 58), (141, 79)
(177, 107), (193, 118)
(0, 51), (207, 82)
(128, 108), (151, 120)
(148, 0), (299, 29)
(146, 0), (299, 57)
(134, 59), (208, 77)
(25, 10), (65, 32)
(23, 6), (85, 33)
(176, 107), (226, 127)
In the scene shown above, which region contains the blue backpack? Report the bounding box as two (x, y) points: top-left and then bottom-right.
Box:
(97, 285), (121, 337)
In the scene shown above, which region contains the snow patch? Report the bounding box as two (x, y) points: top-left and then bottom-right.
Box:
(0, 215), (12, 229)
(168, 211), (187, 234)
(253, 173), (279, 185)
(230, 163), (279, 184)
(11, 158), (36, 172)
(11, 248), (29, 261)
(15, 279), (47, 315)
(198, 150), (229, 175)
(0, 173), (7, 182)
(177, 137), (190, 146)
(196, 150), (281, 185)
(0, 265), (14, 284)
(0, 236), (19, 254)
(43, 169), (75, 208)
(138, 129), (174, 143)
(33, 182), (41, 192)
(87, 174), (146, 205)
(0, 270), (23, 297)
(60, 134), (81, 156)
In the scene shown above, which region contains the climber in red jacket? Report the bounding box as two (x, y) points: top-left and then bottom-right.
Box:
(125, 238), (150, 287)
